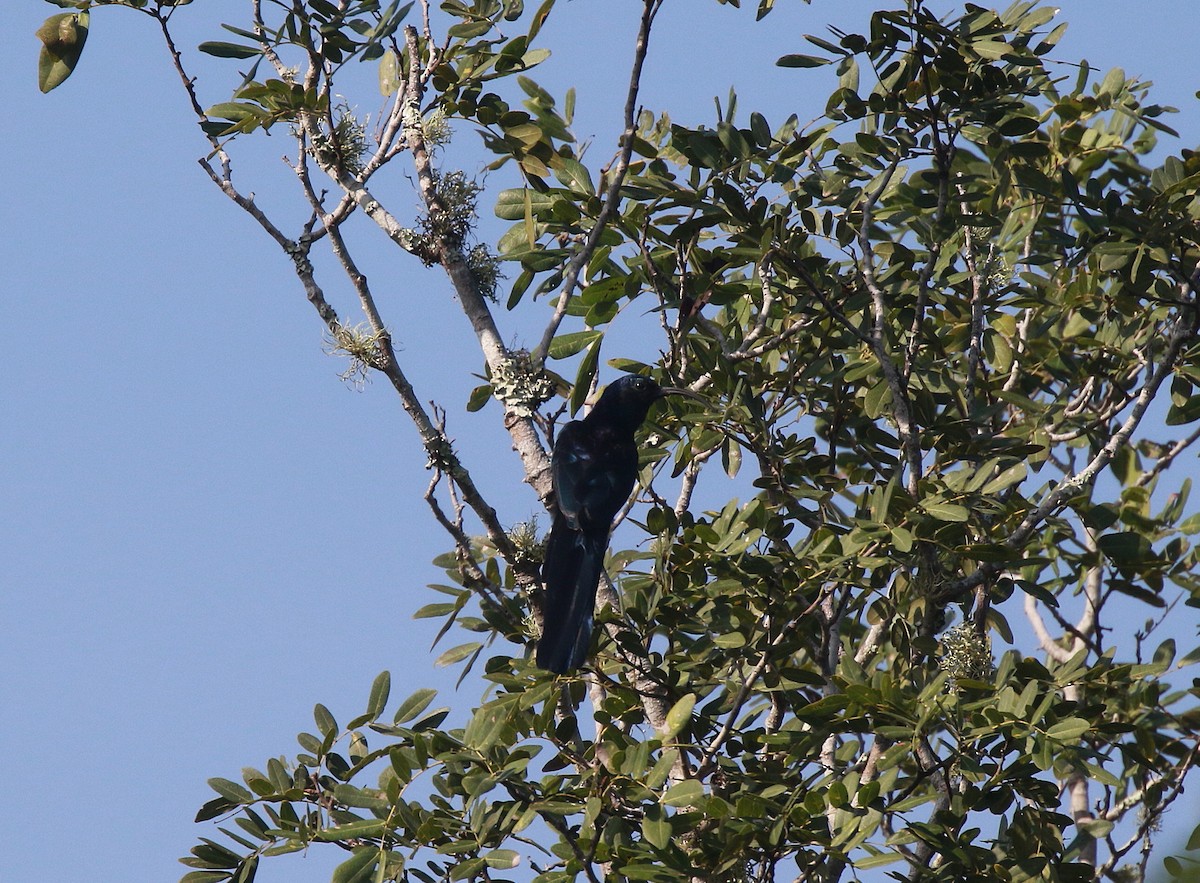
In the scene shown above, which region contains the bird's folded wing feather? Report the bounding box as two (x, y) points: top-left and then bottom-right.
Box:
(552, 421), (592, 530)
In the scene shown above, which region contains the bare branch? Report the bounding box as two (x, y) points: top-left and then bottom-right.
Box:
(1096, 743), (1200, 878)
(1024, 592), (1074, 664)
(398, 25), (554, 501)
(303, 25), (555, 503)
(199, 159), (341, 331)
(531, 0), (661, 365)
(152, 7), (226, 164)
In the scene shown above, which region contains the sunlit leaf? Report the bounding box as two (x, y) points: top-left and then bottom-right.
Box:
(392, 687), (437, 724)
(36, 11), (89, 93)
(548, 330), (601, 360)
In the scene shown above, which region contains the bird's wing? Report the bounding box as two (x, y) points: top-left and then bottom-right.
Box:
(552, 420), (592, 530)
(554, 422), (639, 532)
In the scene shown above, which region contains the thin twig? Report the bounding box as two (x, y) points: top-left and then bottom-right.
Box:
(424, 470), (505, 609)
(1137, 423), (1200, 487)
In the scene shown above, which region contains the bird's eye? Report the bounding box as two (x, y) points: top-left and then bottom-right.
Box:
(634, 377), (646, 388)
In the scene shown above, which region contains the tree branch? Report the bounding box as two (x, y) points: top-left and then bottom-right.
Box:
(855, 155), (923, 494)
(531, 0), (661, 366)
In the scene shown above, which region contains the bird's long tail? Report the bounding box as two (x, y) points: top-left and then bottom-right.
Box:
(536, 516), (607, 673)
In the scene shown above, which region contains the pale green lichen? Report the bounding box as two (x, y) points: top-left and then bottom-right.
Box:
(422, 107), (452, 148)
(324, 321), (388, 388)
(507, 517), (546, 568)
(491, 350), (555, 417)
(311, 103), (368, 176)
(466, 243), (502, 302)
(427, 170), (481, 247)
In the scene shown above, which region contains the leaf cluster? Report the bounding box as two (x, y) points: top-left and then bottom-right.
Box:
(184, 0), (1200, 878)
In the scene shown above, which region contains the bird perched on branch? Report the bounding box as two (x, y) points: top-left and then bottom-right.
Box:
(536, 375), (695, 674)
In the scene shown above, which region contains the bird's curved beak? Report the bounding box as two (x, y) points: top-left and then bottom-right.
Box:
(658, 386), (704, 402)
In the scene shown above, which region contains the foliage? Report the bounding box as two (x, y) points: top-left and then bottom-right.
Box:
(38, 1), (1200, 881)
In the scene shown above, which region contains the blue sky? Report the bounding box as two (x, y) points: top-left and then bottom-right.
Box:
(4, 2), (1200, 881)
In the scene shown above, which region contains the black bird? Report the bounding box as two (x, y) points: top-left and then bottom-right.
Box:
(536, 375), (693, 674)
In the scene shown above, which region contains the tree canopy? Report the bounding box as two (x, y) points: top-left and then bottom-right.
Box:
(37, 0), (1200, 881)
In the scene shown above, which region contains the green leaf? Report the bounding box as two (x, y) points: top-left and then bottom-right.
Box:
(1166, 394), (1200, 425)
(521, 47), (551, 68)
(379, 49), (400, 97)
(621, 865), (672, 881)
(854, 852), (904, 870)
(198, 41), (261, 59)
(366, 670), (391, 719)
(1076, 818), (1114, 838)
(448, 19), (493, 39)
(661, 779), (703, 807)
(642, 805), (672, 850)
(187, 839), (243, 870)
(207, 777), (254, 805)
(410, 707), (450, 732)
(1098, 531), (1150, 562)
(660, 693), (695, 740)
(863, 379), (892, 419)
(332, 848), (378, 883)
(494, 187), (557, 220)
(553, 157), (594, 195)
(393, 687), (437, 724)
(334, 783), (390, 812)
(234, 855), (258, 883)
(464, 702), (511, 750)
(482, 849), (520, 870)
(548, 330), (601, 360)
(721, 437), (742, 479)
(889, 792), (934, 812)
(316, 819), (387, 841)
(36, 11), (89, 93)
(1044, 718), (1089, 743)
(972, 39), (1012, 60)
(194, 796), (237, 823)
(1099, 67), (1126, 98)
(314, 703), (338, 738)
(828, 781), (848, 807)
(1187, 819), (1200, 851)
(981, 462), (1027, 495)
(413, 601), (458, 620)
(466, 383), (493, 412)
(434, 641), (483, 667)
(645, 748), (679, 790)
(921, 501), (969, 523)
(570, 337), (602, 415)
(776, 53), (829, 68)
